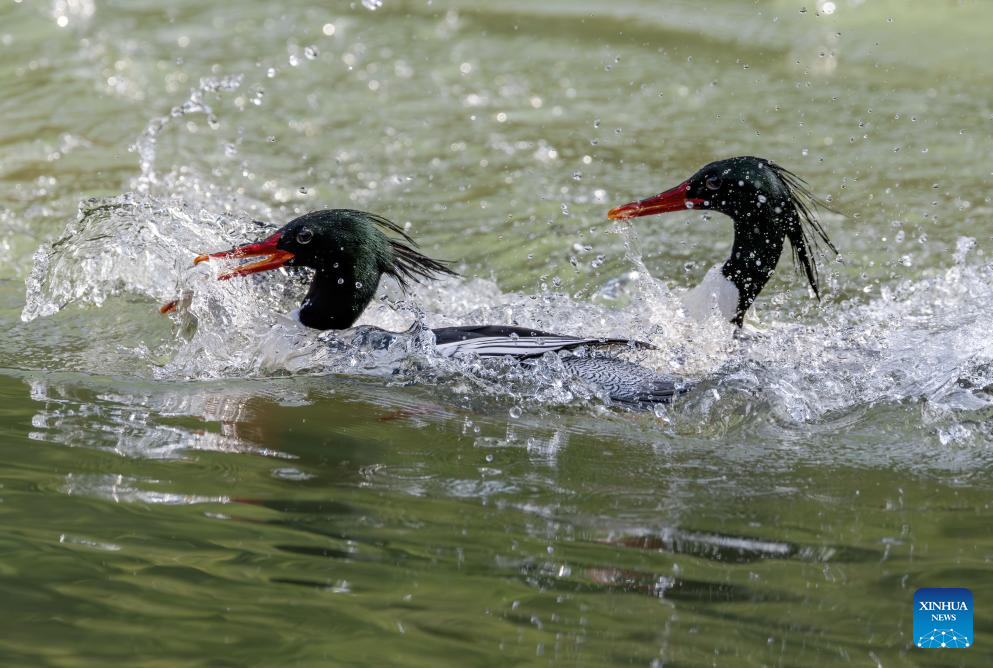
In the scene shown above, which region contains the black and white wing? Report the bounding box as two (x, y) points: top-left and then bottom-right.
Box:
(431, 325), (650, 359)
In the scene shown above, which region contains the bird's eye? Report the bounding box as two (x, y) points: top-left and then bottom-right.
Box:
(705, 175), (722, 191)
(296, 228), (314, 245)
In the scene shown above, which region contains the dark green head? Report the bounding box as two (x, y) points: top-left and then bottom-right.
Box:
(193, 209), (457, 330)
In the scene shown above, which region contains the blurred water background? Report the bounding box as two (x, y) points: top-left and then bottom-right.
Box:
(2, 1), (993, 665)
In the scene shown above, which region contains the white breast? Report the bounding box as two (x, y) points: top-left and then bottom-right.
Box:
(682, 264), (740, 322)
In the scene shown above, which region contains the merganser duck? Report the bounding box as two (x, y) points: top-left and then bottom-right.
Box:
(165, 157), (834, 406)
(609, 156), (837, 325)
(172, 209), (680, 404)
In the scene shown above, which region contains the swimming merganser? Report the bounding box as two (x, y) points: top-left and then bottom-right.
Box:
(168, 157), (834, 406)
(174, 209), (680, 404)
(609, 156), (837, 325)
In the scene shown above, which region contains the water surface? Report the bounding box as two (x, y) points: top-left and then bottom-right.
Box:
(2, 1), (992, 665)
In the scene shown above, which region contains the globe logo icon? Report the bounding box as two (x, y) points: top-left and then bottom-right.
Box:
(917, 629), (970, 649)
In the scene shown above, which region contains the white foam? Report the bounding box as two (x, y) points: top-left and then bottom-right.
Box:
(20, 186), (993, 440)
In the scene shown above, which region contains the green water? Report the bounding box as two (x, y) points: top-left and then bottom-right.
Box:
(2, 1), (993, 666)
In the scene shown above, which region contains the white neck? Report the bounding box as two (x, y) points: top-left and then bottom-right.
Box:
(681, 264), (740, 323)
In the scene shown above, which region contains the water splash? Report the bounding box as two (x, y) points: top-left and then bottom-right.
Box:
(129, 75), (243, 192)
(21, 185), (270, 322)
(19, 176), (992, 427)
(712, 260), (993, 444)
(20, 171), (993, 445)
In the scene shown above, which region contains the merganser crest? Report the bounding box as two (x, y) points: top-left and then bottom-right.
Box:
(914, 588), (972, 649)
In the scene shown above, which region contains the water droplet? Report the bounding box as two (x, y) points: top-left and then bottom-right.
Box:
(757, 194), (767, 204)
(337, 278), (345, 285)
(266, 67), (277, 78)
(322, 23), (336, 36)
(572, 171), (582, 181)
(953, 236), (976, 264)
(355, 281), (363, 289)
(509, 406), (522, 418)
(304, 45), (319, 60)
(288, 54), (300, 67)
(362, 0), (383, 9)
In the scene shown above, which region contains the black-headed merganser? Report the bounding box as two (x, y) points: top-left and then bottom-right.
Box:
(171, 209), (679, 404)
(609, 156), (837, 326)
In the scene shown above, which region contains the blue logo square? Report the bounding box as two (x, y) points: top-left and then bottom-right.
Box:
(914, 588), (973, 649)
